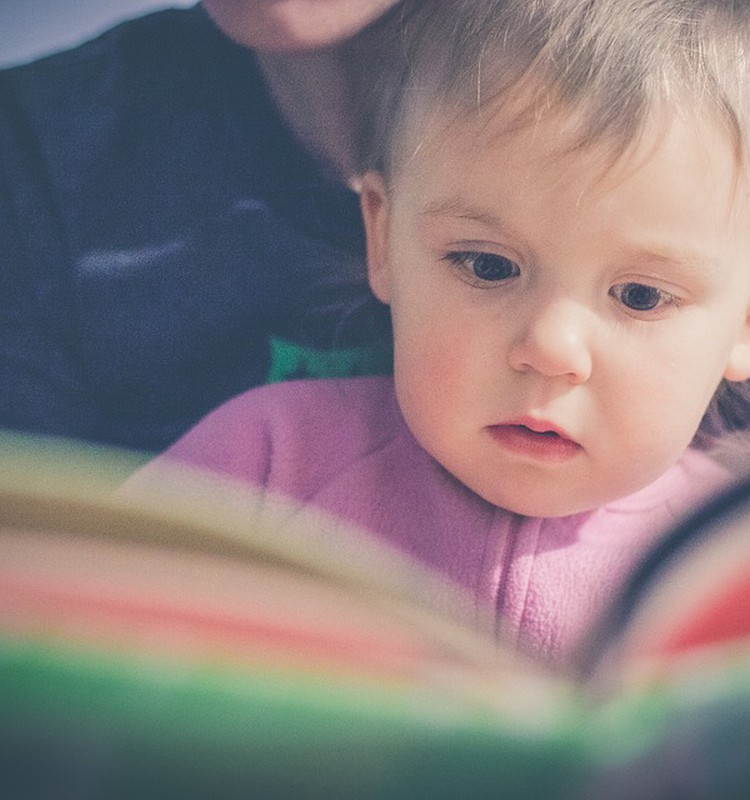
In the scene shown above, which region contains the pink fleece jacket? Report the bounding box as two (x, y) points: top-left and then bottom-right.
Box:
(126, 377), (730, 664)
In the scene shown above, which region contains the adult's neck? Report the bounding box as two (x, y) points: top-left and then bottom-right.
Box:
(256, 46), (361, 190)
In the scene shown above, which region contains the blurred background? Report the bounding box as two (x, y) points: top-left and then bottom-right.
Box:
(0, 0), (194, 67)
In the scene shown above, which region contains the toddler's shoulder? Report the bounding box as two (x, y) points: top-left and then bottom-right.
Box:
(182, 376), (400, 460)
(219, 376), (398, 424)
(139, 377), (400, 491)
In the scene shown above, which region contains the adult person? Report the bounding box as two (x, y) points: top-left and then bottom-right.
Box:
(0, 0), (402, 452)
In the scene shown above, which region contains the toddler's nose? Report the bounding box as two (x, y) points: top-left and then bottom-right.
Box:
(507, 298), (593, 383)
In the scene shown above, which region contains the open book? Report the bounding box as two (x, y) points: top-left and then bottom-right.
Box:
(1, 433), (749, 799)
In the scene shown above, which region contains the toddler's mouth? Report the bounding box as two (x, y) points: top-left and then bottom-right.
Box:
(488, 422), (582, 462)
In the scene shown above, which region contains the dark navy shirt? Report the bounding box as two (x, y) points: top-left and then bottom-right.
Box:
(0, 4), (389, 452)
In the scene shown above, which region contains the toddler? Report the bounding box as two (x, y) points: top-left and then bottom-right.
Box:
(125, 0), (750, 664)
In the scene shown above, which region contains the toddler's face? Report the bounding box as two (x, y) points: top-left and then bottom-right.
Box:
(202, 0), (401, 51)
(362, 104), (750, 516)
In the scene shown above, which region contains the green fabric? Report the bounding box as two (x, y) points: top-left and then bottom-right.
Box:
(267, 336), (392, 383)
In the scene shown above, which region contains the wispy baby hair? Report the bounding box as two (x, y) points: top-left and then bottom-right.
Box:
(356, 0), (750, 176)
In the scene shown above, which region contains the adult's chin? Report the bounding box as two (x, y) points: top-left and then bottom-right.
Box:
(202, 0), (400, 53)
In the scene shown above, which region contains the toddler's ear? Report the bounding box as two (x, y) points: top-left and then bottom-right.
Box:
(724, 312), (750, 382)
(359, 171), (392, 304)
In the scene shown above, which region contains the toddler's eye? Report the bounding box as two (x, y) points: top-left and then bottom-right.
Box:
(610, 282), (675, 312)
(445, 251), (519, 283)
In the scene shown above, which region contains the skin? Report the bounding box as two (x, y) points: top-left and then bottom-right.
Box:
(201, 0), (402, 52)
(361, 103), (750, 518)
(201, 0), (403, 183)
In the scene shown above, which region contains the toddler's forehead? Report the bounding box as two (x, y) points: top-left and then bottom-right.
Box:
(392, 96), (615, 187)
(399, 88), (744, 187)
(391, 93), (750, 246)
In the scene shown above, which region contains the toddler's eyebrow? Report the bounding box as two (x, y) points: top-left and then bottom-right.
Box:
(628, 247), (720, 276)
(419, 196), (504, 230)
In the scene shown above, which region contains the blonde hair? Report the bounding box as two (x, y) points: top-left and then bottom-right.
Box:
(352, 0), (750, 456)
(356, 0), (749, 174)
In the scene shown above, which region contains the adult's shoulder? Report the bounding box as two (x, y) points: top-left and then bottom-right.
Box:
(1, 6), (227, 94)
(0, 6), (256, 147)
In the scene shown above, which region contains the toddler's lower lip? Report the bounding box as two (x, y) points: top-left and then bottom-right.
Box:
(488, 424), (582, 462)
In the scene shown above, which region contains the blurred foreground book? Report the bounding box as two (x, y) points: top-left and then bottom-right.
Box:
(1, 433), (750, 799)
